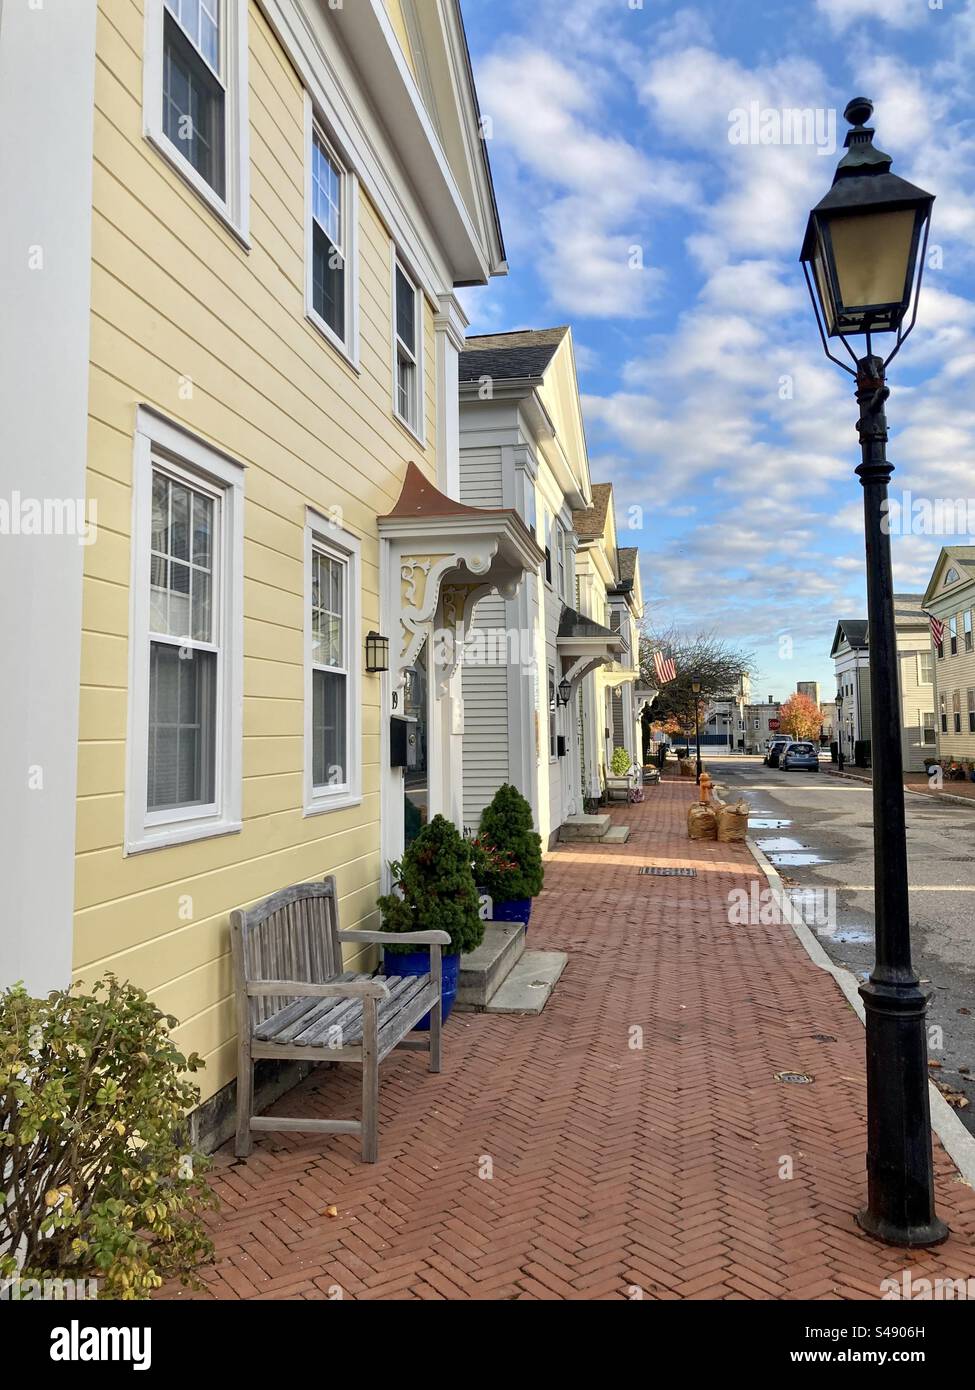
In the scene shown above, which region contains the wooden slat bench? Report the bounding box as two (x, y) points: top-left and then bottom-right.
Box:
(231, 876), (449, 1162)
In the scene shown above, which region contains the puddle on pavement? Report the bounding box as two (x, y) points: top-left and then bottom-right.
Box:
(755, 835), (829, 867)
(749, 817), (792, 829)
(769, 852), (829, 866)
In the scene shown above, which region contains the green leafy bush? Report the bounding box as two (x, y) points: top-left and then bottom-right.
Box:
(0, 976), (216, 1299)
(610, 747), (632, 776)
(378, 814), (484, 956)
(477, 783), (544, 902)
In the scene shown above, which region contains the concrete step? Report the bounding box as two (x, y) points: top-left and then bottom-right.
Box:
(600, 825), (630, 844)
(484, 950), (568, 1015)
(558, 813), (611, 842)
(454, 923), (526, 1010)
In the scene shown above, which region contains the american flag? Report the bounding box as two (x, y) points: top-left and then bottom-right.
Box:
(928, 614), (945, 647)
(653, 649), (677, 685)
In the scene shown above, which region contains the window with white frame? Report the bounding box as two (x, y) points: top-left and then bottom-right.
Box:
(548, 664), (558, 761)
(145, 0), (248, 234)
(305, 514), (361, 813)
(949, 614), (958, 655)
(393, 258), (422, 435)
(968, 688), (975, 734)
(940, 691), (948, 732)
(918, 649), (934, 685)
(127, 410), (243, 853)
(965, 609), (973, 652)
(556, 525), (567, 598)
(543, 512), (552, 585)
(921, 711), (936, 746)
(306, 110), (358, 359)
(953, 689), (962, 733)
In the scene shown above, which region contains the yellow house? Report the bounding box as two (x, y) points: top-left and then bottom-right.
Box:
(572, 486), (644, 794)
(0, 0), (524, 1135)
(923, 547), (975, 762)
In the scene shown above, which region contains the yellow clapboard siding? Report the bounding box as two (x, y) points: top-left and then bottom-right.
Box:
(81, 1), (440, 1105)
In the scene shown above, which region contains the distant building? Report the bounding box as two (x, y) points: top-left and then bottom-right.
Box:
(829, 595), (934, 771)
(797, 681), (821, 705)
(922, 547), (975, 763)
(744, 698), (781, 754)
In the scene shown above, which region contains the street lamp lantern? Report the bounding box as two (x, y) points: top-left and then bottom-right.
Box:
(691, 679), (701, 695)
(802, 99), (946, 1249)
(800, 98), (934, 351)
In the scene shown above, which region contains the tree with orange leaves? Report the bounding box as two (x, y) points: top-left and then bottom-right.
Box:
(779, 691), (823, 742)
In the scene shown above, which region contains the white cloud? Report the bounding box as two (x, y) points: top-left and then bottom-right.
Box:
(815, 0), (926, 33)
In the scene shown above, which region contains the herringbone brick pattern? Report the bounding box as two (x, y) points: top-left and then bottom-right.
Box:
(167, 778), (975, 1300)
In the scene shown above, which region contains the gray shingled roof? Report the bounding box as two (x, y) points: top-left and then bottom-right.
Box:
(893, 592), (928, 624)
(616, 547), (638, 585)
(459, 327), (568, 385)
(572, 483), (613, 540)
(458, 344), (559, 383)
(833, 619), (868, 652)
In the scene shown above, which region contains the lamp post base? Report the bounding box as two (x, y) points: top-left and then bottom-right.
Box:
(855, 1207), (949, 1249)
(856, 976), (950, 1249)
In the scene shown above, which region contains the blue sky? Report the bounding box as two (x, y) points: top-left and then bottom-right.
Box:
(460, 0), (975, 701)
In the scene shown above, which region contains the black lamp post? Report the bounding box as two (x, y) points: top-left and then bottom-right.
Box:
(691, 678), (703, 783)
(801, 98), (945, 1247)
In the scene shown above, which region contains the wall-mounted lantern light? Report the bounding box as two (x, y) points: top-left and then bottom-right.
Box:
(558, 677), (572, 706)
(365, 631), (390, 673)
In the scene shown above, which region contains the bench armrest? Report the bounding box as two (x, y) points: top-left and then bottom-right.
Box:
(338, 930), (451, 947)
(246, 979), (390, 1000)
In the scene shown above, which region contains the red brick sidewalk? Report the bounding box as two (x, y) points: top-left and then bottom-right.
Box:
(174, 779), (975, 1300)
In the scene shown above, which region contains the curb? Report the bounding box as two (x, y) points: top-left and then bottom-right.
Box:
(827, 767), (975, 810)
(746, 835), (975, 1190)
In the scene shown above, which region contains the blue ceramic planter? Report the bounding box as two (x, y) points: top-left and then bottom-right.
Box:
(383, 949), (460, 1030)
(488, 897), (532, 925)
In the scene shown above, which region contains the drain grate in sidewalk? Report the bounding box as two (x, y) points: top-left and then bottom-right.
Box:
(638, 866), (698, 877)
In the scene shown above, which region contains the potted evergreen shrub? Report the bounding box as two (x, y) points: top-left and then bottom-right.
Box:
(377, 815), (483, 1027)
(476, 783), (544, 926)
(606, 746), (634, 801)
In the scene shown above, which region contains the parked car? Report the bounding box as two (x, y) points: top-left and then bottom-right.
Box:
(764, 738), (793, 767)
(780, 741), (820, 772)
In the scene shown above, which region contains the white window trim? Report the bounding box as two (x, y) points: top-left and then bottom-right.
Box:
(390, 246), (425, 445)
(126, 408), (244, 854)
(142, 0), (251, 246)
(303, 92), (360, 369)
(548, 663), (559, 764)
(304, 509), (362, 816)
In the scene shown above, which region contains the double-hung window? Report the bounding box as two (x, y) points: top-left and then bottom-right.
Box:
(965, 609), (973, 653)
(556, 525), (567, 598)
(548, 665), (558, 762)
(940, 692), (948, 733)
(306, 107), (358, 362)
(968, 689), (975, 734)
(146, 0), (248, 236)
(393, 258), (422, 437)
(127, 410), (243, 853)
(949, 615), (958, 655)
(953, 689), (962, 733)
(918, 650), (934, 685)
(305, 513), (361, 814)
(921, 711), (936, 746)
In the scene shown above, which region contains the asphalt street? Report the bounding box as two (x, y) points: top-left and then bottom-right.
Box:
(711, 754), (975, 1135)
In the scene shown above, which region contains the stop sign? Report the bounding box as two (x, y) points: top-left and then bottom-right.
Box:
(769, 718), (781, 731)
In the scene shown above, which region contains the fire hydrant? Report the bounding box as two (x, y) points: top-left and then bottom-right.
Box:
(698, 771), (713, 804)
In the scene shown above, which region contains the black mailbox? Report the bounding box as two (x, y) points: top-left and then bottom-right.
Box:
(390, 714), (417, 769)
(556, 735), (567, 758)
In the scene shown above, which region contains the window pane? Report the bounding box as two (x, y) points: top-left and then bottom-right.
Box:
(395, 266), (415, 353)
(312, 669), (347, 788)
(163, 11), (226, 198)
(397, 353), (415, 426)
(148, 643), (216, 810)
(151, 468), (215, 640)
(312, 221), (345, 340)
(312, 133), (342, 245)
